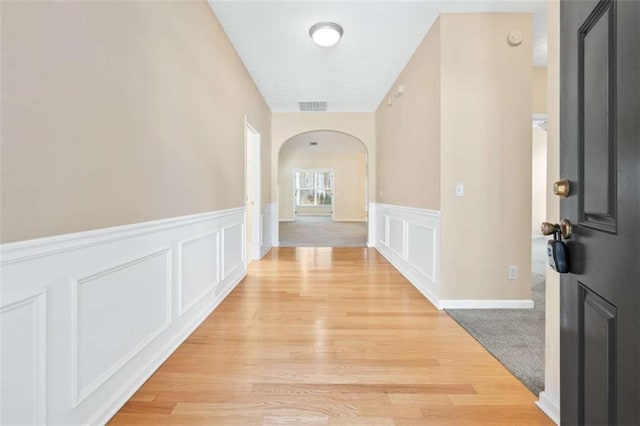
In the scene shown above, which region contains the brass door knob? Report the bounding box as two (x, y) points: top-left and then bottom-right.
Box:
(553, 179), (571, 197)
(541, 219), (573, 239)
(541, 222), (556, 235)
(559, 219), (573, 239)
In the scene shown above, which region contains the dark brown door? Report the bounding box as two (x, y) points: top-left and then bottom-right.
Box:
(560, 0), (640, 424)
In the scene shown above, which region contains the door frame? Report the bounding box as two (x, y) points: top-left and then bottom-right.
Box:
(245, 117), (261, 264)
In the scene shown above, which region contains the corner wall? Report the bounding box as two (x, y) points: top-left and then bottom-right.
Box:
(374, 13), (534, 307)
(439, 13), (533, 301)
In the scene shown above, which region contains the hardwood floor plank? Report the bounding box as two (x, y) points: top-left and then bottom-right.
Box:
(108, 247), (552, 425)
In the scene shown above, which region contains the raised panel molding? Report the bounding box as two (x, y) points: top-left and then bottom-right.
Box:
(71, 249), (172, 406)
(222, 223), (244, 278)
(0, 208), (247, 425)
(373, 203), (441, 309)
(0, 291), (47, 426)
(179, 232), (220, 317)
(406, 223), (436, 282)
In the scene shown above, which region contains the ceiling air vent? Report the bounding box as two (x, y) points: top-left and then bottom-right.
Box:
(298, 101), (327, 112)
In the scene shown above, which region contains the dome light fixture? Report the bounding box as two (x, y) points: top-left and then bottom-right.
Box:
(309, 22), (343, 47)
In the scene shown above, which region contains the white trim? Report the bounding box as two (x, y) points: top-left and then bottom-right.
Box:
(536, 391), (560, 425)
(0, 290), (48, 425)
(1, 208), (246, 425)
(375, 203), (440, 218)
(0, 207), (244, 265)
(373, 203), (440, 309)
(245, 118), (261, 262)
(333, 219), (368, 223)
(367, 203), (376, 247)
(376, 243), (440, 308)
(440, 299), (534, 309)
(271, 203), (280, 247)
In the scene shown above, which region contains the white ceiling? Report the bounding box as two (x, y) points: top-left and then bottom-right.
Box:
(280, 131), (367, 155)
(209, 1), (547, 113)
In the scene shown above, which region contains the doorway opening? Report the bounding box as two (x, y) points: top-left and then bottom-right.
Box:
(277, 130), (368, 247)
(245, 118), (261, 264)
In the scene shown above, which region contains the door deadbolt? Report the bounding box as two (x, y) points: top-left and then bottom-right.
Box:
(553, 179), (571, 197)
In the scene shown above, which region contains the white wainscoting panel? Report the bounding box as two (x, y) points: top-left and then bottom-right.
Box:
(367, 203), (376, 247)
(406, 223), (435, 282)
(374, 203), (441, 309)
(0, 208), (246, 425)
(259, 203), (274, 258)
(73, 249), (172, 406)
(179, 232), (220, 317)
(0, 291), (47, 426)
(223, 223), (244, 277)
(388, 217), (404, 257)
(271, 203), (280, 248)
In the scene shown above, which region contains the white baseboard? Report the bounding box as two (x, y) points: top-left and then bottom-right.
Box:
(440, 299), (534, 309)
(536, 391), (560, 425)
(1, 208), (246, 425)
(377, 243), (440, 309)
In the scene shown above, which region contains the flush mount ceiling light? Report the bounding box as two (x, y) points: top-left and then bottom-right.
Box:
(309, 22), (343, 47)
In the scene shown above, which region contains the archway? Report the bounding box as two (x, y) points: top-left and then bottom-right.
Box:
(276, 130), (369, 247)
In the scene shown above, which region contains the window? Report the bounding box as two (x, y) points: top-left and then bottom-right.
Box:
(295, 170), (333, 206)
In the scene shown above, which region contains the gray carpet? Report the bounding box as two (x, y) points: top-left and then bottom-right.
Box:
(279, 216), (367, 247)
(446, 237), (547, 395)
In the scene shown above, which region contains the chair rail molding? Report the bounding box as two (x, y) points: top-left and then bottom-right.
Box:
(0, 208), (248, 425)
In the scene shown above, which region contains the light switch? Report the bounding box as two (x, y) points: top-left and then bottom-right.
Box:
(456, 183), (464, 197)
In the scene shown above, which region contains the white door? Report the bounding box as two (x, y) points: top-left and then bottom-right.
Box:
(245, 120), (261, 263)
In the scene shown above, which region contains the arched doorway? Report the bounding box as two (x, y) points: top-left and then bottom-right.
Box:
(277, 130), (368, 247)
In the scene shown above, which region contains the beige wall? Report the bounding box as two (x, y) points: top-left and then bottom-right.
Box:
(271, 113), (375, 208)
(1, 1), (271, 243)
(533, 67), (548, 114)
(532, 67), (547, 114)
(278, 153), (367, 222)
(532, 127), (548, 234)
(375, 19), (441, 210)
(439, 13), (533, 300)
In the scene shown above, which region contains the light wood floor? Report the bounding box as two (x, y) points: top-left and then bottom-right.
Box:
(109, 248), (553, 425)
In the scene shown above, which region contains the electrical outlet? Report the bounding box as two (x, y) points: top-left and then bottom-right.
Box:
(456, 183), (464, 197)
(508, 265), (519, 280)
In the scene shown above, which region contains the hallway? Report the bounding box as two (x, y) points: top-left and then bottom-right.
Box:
(110, 248), (551, 425)
(279, 216), (367, 247)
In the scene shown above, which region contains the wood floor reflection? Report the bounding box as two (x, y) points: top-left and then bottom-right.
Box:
(109, 247), (552, 425)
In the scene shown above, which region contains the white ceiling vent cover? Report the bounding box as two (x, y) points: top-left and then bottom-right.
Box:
(298, 101), (327, 112)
